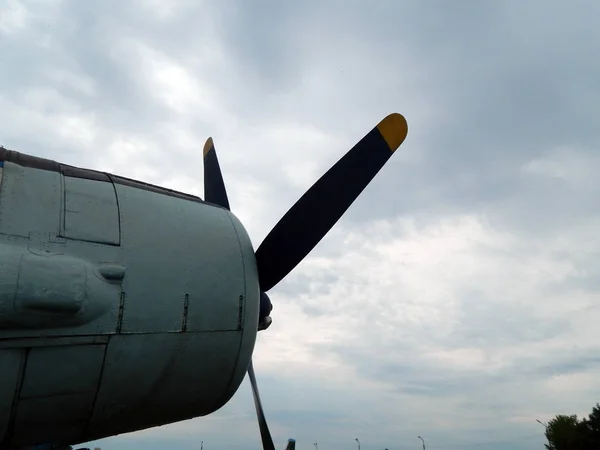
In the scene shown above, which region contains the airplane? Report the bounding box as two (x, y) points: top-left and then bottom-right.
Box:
(0, 113), (408, 450)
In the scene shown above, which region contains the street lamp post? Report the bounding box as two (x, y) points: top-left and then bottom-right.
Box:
(418, 435), (425, 450)
(355, 437), (360, 450)
(200, 441), (203, 450)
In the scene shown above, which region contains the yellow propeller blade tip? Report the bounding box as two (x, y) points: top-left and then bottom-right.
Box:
(376, 113), (408, 152)
(203, 137), (214, 157)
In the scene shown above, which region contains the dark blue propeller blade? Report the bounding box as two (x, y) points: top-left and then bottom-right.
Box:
(255, 113), (408, 292)
(248, 360), (276, 450)
(203, 137), (230, 210)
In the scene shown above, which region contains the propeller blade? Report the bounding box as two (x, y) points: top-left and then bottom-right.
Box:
(248, 360), (276, 450)
(255, 112), (408, 292)
(203, 137), (230, 210)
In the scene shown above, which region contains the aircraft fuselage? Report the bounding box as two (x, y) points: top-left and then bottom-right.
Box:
(0, 148), (260, 449)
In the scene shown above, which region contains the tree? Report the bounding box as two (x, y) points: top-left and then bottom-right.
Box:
(580, 403), (600, 449)
(544, 403), (600, 450)
(544, 414), (581, 450)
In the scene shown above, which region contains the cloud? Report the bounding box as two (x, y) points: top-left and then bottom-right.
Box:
(1, 0), (599, 449)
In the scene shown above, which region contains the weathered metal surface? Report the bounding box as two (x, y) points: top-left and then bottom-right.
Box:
(0, 152), (260, 448)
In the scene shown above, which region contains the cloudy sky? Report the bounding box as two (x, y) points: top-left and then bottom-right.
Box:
(2, 0), (600, 449)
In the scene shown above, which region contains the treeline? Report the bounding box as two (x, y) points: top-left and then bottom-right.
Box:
(544, 403), (600, 450)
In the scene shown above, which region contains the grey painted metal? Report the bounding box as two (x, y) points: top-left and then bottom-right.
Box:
(62, 177), (120, 245)
(0, 349), (23, 441)
(0, 162), (62, 239)
(0, 156), (260, 449)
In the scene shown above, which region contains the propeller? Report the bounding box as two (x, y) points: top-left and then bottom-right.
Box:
(203, 137), (230, 210)
(203, 112), (408, 450)
(248, 360), (275, 450)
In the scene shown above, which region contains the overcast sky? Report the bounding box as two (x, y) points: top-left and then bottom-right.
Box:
(2, 0), (600, 449)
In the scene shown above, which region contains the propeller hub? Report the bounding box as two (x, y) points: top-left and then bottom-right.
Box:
(258, 291), (273, 331)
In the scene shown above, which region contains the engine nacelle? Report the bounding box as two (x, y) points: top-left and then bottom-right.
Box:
(0, 149), (260, 448)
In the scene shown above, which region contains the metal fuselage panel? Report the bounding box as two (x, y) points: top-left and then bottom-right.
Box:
(0, 152), (259, 448)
